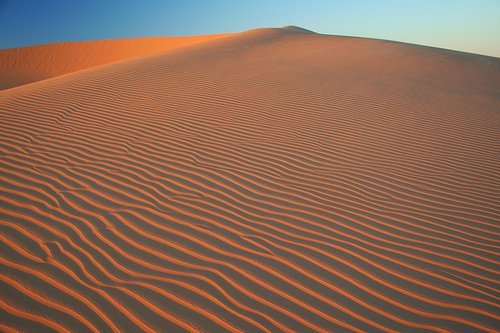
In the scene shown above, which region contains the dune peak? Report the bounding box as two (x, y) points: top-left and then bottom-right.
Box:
(281, 25), (316, 34)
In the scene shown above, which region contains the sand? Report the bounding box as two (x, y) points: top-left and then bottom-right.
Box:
(0, 27), (499, 332)
(0, 34), (231, 90)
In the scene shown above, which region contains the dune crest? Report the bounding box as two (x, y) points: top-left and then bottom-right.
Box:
(281, 25), (317, 34)
(1, 28), (499, 332)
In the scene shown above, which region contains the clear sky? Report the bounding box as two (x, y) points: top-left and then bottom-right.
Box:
(1, 0), (499, 57)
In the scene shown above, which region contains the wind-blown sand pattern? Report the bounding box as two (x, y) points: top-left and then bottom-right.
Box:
(0, 33), (231, 90)
(1, 27), (500, 332)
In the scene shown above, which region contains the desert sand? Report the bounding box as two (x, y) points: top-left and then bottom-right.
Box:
(0, 34), (231, 90)
(0, 26), (499, 332)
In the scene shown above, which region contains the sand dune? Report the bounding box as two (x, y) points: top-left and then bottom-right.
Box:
(0, 34), (231, 90)
(1, 27), (500, 332)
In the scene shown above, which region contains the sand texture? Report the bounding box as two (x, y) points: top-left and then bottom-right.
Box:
(1, 27), (500, 332)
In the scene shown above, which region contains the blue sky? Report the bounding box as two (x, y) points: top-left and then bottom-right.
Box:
(1, 0), (499, 57)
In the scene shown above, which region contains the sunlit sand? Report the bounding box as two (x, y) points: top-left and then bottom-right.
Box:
(1, 26), (499, 332)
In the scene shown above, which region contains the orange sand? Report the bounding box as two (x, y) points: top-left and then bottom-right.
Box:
(0, 34), (231, 90)
(0, 27), (499, 332)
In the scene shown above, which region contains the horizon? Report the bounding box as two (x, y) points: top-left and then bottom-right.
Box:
(1, 0), (500, 58)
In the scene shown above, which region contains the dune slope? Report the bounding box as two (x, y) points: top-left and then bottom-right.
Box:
(1, 28), (500, 332)
(0, 34), (231, 90)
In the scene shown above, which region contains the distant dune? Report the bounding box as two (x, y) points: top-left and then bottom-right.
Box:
(0, 34), (231, 90)
(1, 27), (499, 332)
